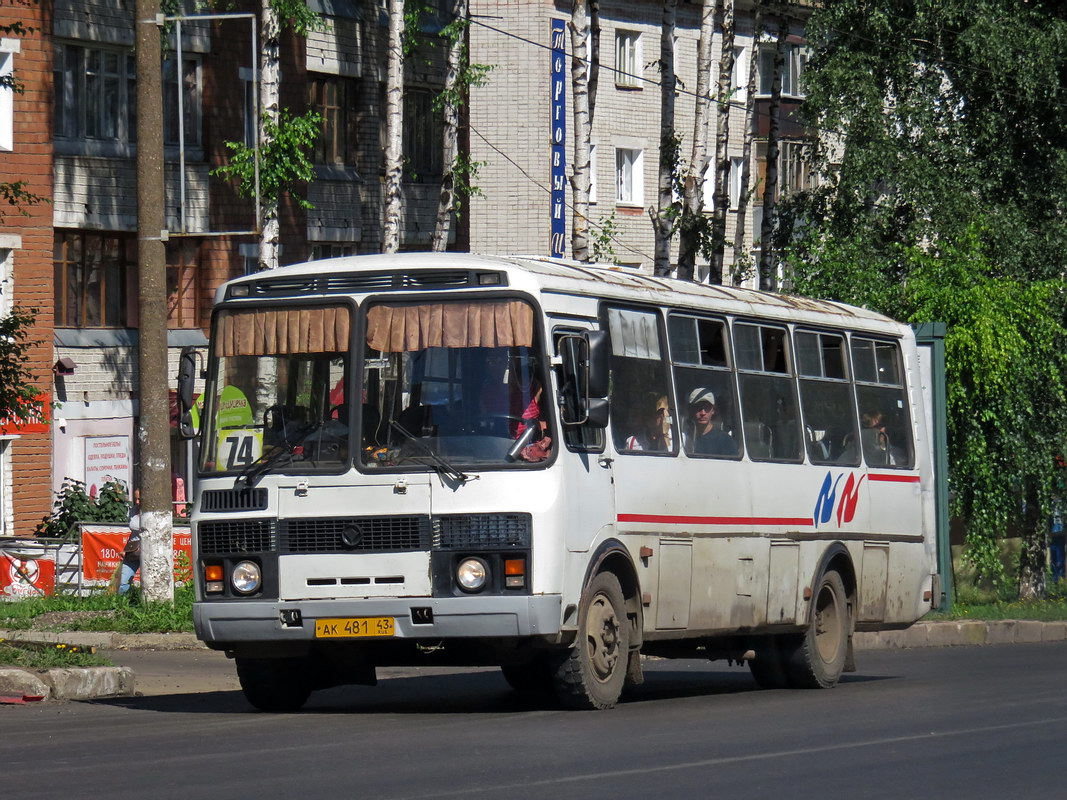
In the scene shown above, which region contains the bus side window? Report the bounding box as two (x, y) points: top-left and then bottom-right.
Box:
(734, 322), (803, 462)
(668, 314), (742, 459)
(604, 307), (676, 455)
(552, 327), (604, 453)
(795, 330), (858, 465)
(851, 337), (914, 468)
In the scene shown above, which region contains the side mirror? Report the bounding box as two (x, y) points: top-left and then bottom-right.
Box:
(584, 330), (609, 398)
(177, 346), (198, 439)
(559, 331), (610, 428)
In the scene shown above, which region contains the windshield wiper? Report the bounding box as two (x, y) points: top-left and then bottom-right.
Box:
(232, 420), (324, 488)
(389, 421), (473, 484)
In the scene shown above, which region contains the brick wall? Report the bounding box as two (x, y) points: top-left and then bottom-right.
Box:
(0, 0), (56, 533)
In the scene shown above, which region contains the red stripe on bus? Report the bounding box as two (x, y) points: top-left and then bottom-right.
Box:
(618, 514), (813, 527)
(867, 473), (921, 483)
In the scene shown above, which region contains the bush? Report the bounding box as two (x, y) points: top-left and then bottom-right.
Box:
(34, 478), (131, 540)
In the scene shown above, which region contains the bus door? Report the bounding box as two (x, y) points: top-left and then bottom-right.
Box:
(552, 321), (616, 554)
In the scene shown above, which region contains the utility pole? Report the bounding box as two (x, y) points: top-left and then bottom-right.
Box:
(135, 0), (174, 603)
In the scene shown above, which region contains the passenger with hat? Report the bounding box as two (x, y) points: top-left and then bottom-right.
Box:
(685, 387), (737, 457)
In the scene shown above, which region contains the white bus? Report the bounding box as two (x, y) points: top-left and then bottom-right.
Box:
(178, 253), (937, 711)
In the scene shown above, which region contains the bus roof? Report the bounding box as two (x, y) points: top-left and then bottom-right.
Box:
(220, 252), (904, 335)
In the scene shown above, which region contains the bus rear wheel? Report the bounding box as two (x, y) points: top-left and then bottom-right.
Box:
(551, 571), (630, 710)
(785, 569), (850, 689)
(236, 656), (313, 712)
(748, 635), (790, 689)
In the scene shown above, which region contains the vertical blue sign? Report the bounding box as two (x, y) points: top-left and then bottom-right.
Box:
(550, 18), (567, 258)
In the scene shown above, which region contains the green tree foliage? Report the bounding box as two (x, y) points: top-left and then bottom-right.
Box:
(778, 0), (1067, 593)
(0, 307), (44, 426)
(212, 108), (321, 210)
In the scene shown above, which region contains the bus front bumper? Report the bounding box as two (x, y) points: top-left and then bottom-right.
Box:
(194, 594), (563, 645)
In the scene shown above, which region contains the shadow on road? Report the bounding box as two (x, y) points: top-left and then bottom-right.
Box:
(91, 664), (894, 716)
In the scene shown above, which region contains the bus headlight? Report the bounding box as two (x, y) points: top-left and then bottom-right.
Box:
(456, 557), (489, 592)
(231, 560), (262, 594)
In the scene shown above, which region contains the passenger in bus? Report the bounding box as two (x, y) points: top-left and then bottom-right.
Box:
(684, 388), (737, 456)
(841, 408), (905, 466)
(624, 393), (673, 452)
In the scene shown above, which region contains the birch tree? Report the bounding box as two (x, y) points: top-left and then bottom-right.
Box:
(708, 0), (736, 284)
(676, 0), (716, 281)
(432, 0), (466, 252)
(382, 0), (405, 254)
(731, 0), (762, 285)
(650, 0), (678, 276)
(569, 0), (593, 262)
(757, 12), (786, 290)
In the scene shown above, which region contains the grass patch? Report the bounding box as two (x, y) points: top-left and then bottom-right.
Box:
(0, 641), (113, 669)
(0, 585), (195, 634)
(927, 579), (1067, 621)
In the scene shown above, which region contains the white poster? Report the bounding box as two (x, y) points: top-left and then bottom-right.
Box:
(84, 435), (131, 498)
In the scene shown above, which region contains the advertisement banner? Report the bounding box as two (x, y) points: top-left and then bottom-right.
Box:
(0, 554), (56, 597)
(80, 525), (129, 582)
(80, 525), (194, 586)
(84, 435), (132, 498)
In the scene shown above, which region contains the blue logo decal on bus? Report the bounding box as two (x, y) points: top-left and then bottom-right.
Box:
(813, 472), (843, 528)
(813, 471), (866, 528)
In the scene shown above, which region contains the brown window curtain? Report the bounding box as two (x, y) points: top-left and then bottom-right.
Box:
(366, 301), (534, 352)
(214, 306), (351, 357)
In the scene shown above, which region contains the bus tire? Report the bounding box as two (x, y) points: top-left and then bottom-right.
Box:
(748, 635), (790, 689)
(785, 569), (850, 689)
(236, 656), (313, 712)
(500, 657), (553, 694)
(551, 571), (629, 710)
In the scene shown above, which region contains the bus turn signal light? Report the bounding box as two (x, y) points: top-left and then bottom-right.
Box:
(205, 564), (224, 593)
(504, 558), (525, 589)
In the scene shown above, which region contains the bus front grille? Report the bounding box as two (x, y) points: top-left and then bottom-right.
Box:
(201, 487), (268, 512)
(198, 519), (276, 555)
(279, 515), (431, 554)
(433, 513), (532, 549)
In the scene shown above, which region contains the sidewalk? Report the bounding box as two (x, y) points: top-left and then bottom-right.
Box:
(2, 619), (1065, 703)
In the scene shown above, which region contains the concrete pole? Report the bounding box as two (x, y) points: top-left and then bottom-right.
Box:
(135, 0), (174, 603)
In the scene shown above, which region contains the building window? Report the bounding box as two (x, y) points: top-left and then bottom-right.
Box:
(729, 156), (745, 209)
(0, 39), (17, 152)
(757, 43), (807, 98)
(309, 75), (357, 165)
(163, 55), (201, 147)
(588, 144), (598, 204)
(310, 243), (356, 260)
(53, 42), (136, 142)
(403, 87), (442, 180)
(0, 439), (10, 537)
(615, 147), (643, 206)
(0, 247), (11, 315)
(240, 67), (257, 147)
(53, 231), (134, 328)
(615, 30), (641, 88)
(166, 239), (200, 329)
(732, 45), (748, 104)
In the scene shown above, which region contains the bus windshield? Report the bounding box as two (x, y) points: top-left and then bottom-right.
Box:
(360, 299), (552, 470)
(199, 305), (352, 475)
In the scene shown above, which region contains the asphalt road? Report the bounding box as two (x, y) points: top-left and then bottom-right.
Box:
(2, 643), (1066, 800)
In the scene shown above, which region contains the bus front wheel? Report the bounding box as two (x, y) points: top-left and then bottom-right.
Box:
(785, 569), (850, 689)
(552, 571), (630, 710)
(236, 656), (313, 712)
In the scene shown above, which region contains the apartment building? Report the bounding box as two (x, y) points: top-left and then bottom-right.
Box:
(466, 0), (814, 279)
(0, 0), (812, 533)
(0, 0), (55, 535)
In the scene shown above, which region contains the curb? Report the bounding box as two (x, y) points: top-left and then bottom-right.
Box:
(0, 666), (134, 703)
(0, 630), (204, 651)
(855, 619), (1067, 650)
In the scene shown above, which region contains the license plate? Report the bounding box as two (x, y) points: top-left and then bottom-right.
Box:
(315, 617), (395, 638)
